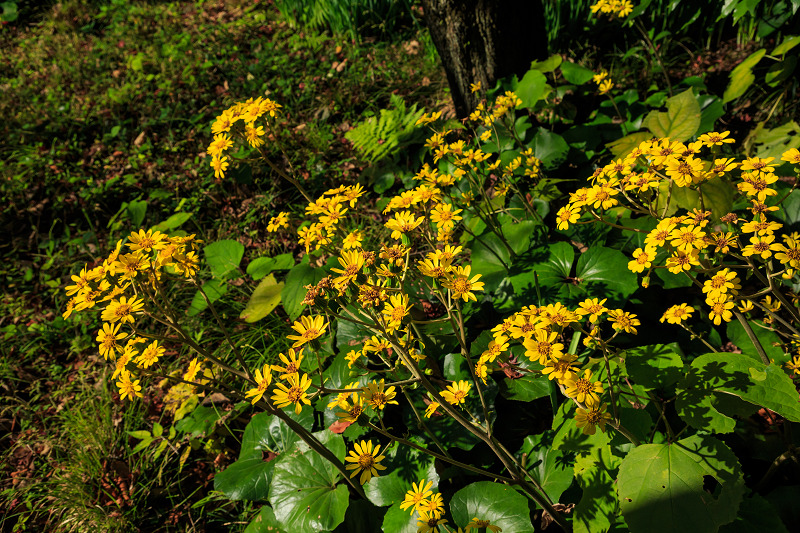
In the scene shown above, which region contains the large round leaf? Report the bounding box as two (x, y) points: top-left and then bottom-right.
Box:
(572, 245), (638, 305)
(519, 433), (574, 503)
(449, 482), (534, 532)
(240, 274), (284, 323)
(617, 434), (745, 533)
(268, 430), (349, 533)
(214, 456), (274, 501)
(281, 263), (325, 320)
(364, 446), (438, 508)
(643, 88), (701, 141)
(624, 344), (685, 390)
(244, 506), (287, 533)
(382, 501), (418, 533)
(204, 239), (244, 279)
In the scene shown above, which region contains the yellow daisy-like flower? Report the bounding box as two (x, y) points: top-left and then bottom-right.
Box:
(416, 510), (448, 533)
(271, 348), (304, 380)
(575, 297), (608, 323)
(556, 205), (581, 230)
(335, 394), (366, 422)
(443, 265), (485, 302)
(211, 155), (229, 179)
(101, 296), (145, 324)
(564, 369), (604, 406)
(598, 78), (614, 95)
(782, 148), (800, 164)
(707, 296), (735, 325)
(698, 131), (735, 147)
(541, 353), (579, 383)
(400, 479), (434, 514)
(271, 372), (312, 414)
(267, 212), (289, 232)
(660, 304), (694, 324)
(382, 293), (410, 332)
(627, 247), (656, 274)
(522, 328), (564, 365)
(466, 518), (502, 532)
(741, 233), (779, 260)
(430, 202), (463, 231)
(96, 322), (126, 360)
(184, 357), (203, 382)
(117, 370), (143, 401)
(287, 315), (328, 348)
(607, 309), (640, 334)
(441, 380), (471, 406)
(701, 268), (740, 300)
(363, 379), (399, 411)
(127, 229), (166, 253)
(244, 364), (273, 405)
(574, 403), (612, 435)
(424, 401), (440, 418)
(136, 340), (165, 369)
(385, 211), (424, 240)
(345, 440), (387, 484)
(343, 230), (364, 250)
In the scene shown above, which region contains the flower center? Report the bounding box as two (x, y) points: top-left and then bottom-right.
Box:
(357, 453), (375, 470)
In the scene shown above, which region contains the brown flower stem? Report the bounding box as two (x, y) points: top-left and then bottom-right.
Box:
(401, 388), (452, 459)
(734, 310), (770, 365)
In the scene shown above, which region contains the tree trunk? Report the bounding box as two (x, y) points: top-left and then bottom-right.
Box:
(421, 0), (548, 119)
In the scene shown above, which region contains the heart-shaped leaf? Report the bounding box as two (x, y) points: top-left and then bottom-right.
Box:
(643, 88), (701, 141)
(449, 482), (534, 532)
(204, 239), (244, 279)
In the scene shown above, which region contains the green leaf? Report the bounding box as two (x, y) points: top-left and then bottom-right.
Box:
(364, 449), (438, 507)
(240, 274), (284, 323)
(573, 446), (619, 533)
(624, 344), (685, 390)
(247, 257), (277, 280)
(214, 456), (275, 501)
(281, 263), (325, 320)
(382, 501), (418, 533)
(126, 199), (148, 227)
(643, 89), (701, 142)
(607, 132), (652, 158)
(516, 69), (548, 108)
(187, 279), (227, 316)
(469, 233), (511, 293)
(726, 319), (788, 365)
(530, 54), (562, 73)
(502, 220), (539, 256)
(697, 95), (725, 135)
(152, 422), (163, 438)
(560, 61), (595, 85)
(510, 241), (573, 303)
(765, 56), (797, 87)
(269, 430), (349, 533)
(500, 373), (551, 401)
(152, 212), (192, 232)
(520, 433), (574, 502)
(574, 246), (639, 304)
(533, 129), (569, 169)
(670, 176), (736, 221)
(244, 506), (287, 533)
(552, 401), (610, 457)
(127, 430), (151, 440)
(240, 410), (314, 462)
(677, 353), (800, 428)
(617, 434), (745, 533)
(204, 239), (244, 279)
(718, 492), (790, 533)
(772, 35), (800, 56)
(723, 49), (765, 103)
(449, 482), (534, 532)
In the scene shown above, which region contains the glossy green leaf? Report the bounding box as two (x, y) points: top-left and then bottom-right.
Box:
(240, 274), (284, 323)
(520, 433), (574, 502)
(670, 176), (736, 221)
(573, 446), (620, 533)
(502, 220), (539, 255)
(643, 89), (701, 141)
(281, 263), (325, 320)
(240, 410), (314, 461)
(510, 241), (573, 302)
(244, 506), (287, 533)
(726, 319), (788, 365)
(469, 233), (511, 293)
(574, 245), (639, 303)
(269, 430), (349, 533)
(126, 199), (147, 227)
(530, 54), (562, 73)
(533, 129), (569, 169)
(617, 434), (745, 533)
(723, 49), (765, 103)
(151, 422), (163, 438)
(500, 373), (551, 401)
(772, 35), (800, 56)
(552, 401), (610, 457)
(382, 501), (418, 533)
(152, 212), (192, 232)
(624, 344), (685, 390)
(765, 56), (797, 87)
(364, 448), (438, 507)
(449, 482), (534, 532)
(607, 132), (652, 158)
(677, 352), (800, 427)
(560, 61), (595, 85)
(247, 254), (295, 280)
(204, 239), (244, 279)
(187, 279), (227, 316)
(214, 456), (275, 501)
(516, 69), (548, 108)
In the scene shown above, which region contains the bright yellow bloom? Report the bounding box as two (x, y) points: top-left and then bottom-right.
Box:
(267, 212), (289, 232)
(466, 518), (502, 532)
(430, 203), (463, 231)
(136, 340), (165, 368)
(117, 371), (142, 401)
(698, 131), (735, 147)
(424, 401), (440, 418)
(400, 479), (434, 513)
(127, 229), (166, 253)
(541, 353), (579, 383)
(382, 293), (409, 332)
(211, 155), (229, 179)
(363, 379), (399, 411)
(245, 364), (273, 405)
(287, 315), (328, 348)
(184, 357), (203, 382)
(607, 309), (640, 334)
(343, 230), (364, 250)
(101, 296), (144, 324)
(627, 247), (656, 273)
(441, 380), (471, 405)
(782, 148), (800, 164)
(741, 233), (779, 260)
(271, 348), (304, 380)
(96, 322), (126, 360)
(271, 372), (312, 414)
(345, 440), (386, 484)
(660, 304), (695, 324)
(385, 211), (424, 239)
(556, 205), (581, 230)
(523, 328), (564, 365)
(701, 268), (740, 300)
(443, 265), (485, 302)
(574, 403), (612, 435)
(707, 296), (735, 325)
(564, 369), (604, 406)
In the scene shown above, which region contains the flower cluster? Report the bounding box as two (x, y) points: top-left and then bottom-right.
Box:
(557, 133), (800, 331)
(206, 96), (282, 179)
(590, 0), (634, 18)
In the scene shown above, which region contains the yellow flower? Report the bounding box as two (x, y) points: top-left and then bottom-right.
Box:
(96, 322), (126, 360)
(271, 372), (312, 414)
(541, 353), (579, 383)
(400, 479), (434, 514)
(331, 249), (365, 291)
(363, 379), (399, 411)
(382, 293), (410, 332)
(424, 401), (440, 418)
(466, 518), (502, 532)
(627, 247), (656, 273)
(287, 315), (328, 348)
(556, 205), (581, 230)
(245, 124), (265, 147)
(741, 233), (779, 260)
(430, 203), (463, 231)
(523, 328), (564, 365)
(782, 148), (800, 164)
(576, 297), (608, 323)
(607, 309), (640, 334)
(697, 131), (735, 147)
(574, 403), (612, 435)
(271, 348), (304, 380)
(469, 81), (482, 93)
(345, 440), (387, 484)
(665, 249), (700, 274)
(443, 265), (485, 302)
(598, 78), (614, 95)
(669, 224), (706, 252)
(245, 364), (273, 404)
(101, 296), (145, 324)
(707, 296), (735, 325)
(117, 371), (142, 401)
(136, 340), (165, 368)
(441, 380), (471, 405)
(385, 211), (424, 239)
(127, 229), (166, 252)
(211, 155), (229, 179)
(267, 212), (289, 232)
(660, 303), (695, 324)
(343, 230), (364, 250)
(184, 357), (203, 382)
(564, 369), (604, 406)
(416, 511), (447, 533)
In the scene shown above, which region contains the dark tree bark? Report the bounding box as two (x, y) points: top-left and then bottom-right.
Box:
(421, 0), (549, 119)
